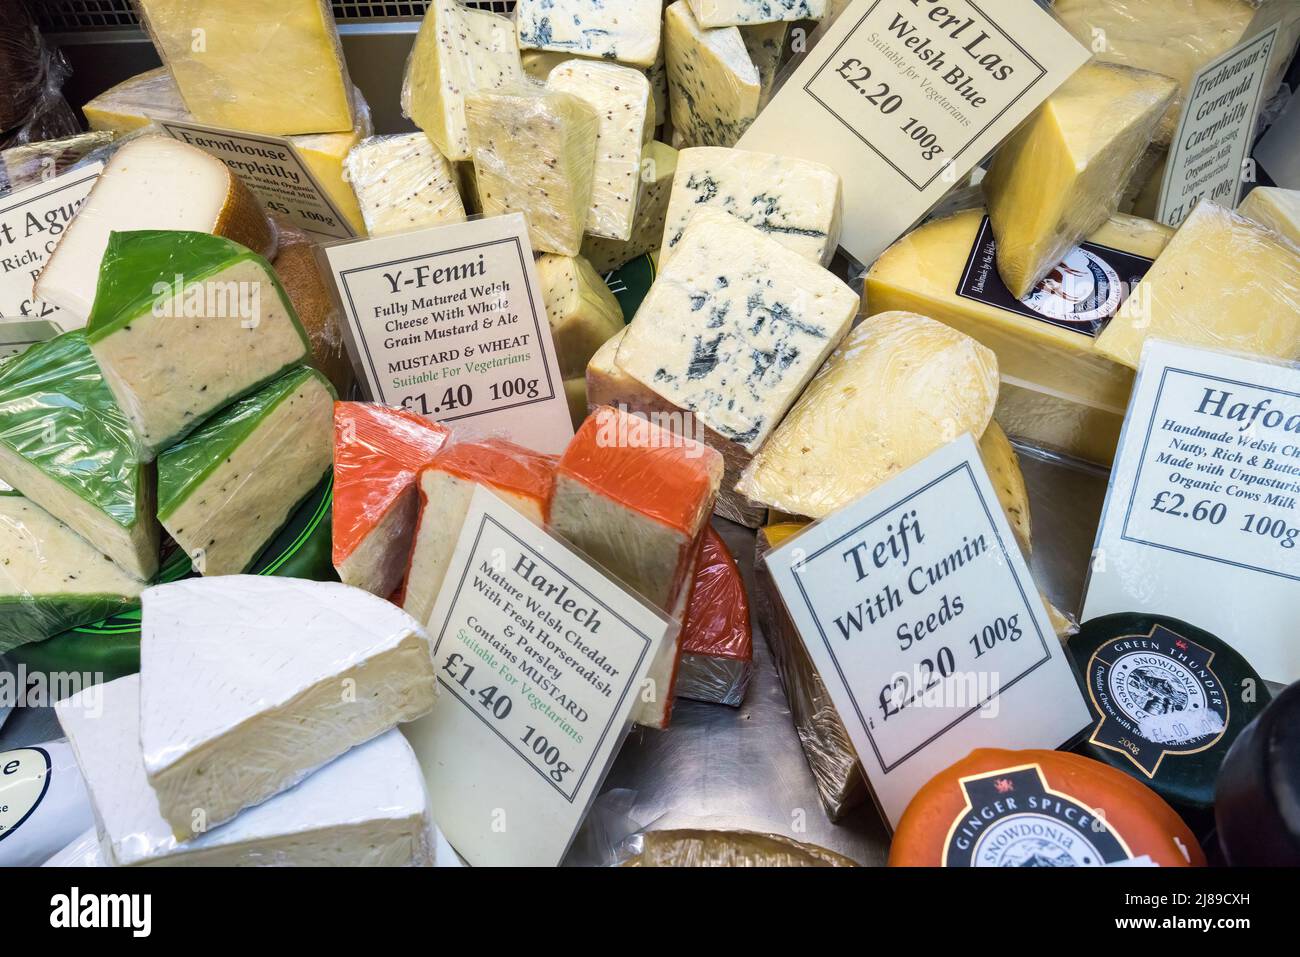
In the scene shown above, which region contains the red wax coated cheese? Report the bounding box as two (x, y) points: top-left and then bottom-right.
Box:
(675, 525), (753, 707)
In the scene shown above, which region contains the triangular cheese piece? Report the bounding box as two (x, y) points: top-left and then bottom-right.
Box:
(674, 525), (753, 707)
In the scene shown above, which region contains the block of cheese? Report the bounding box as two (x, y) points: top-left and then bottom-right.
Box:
(1237, 187), (1300, 246)
(516, 0), (663, 69)
(85, 230), (310, 459)
(157, 367), (334, 577)
(688, 0), (827, 27)
(978, 421), (1031, 557)
(741, 21), (790, 107)
(0, 496), (144, 654)
(982, 63), (1177, 298)
(135, 0), (354, 135)
(564, 376), (588, 429)
(465, 87), (599, 256)
(537, 253), (625, 379)
(522, 50), (669, 132)
(736, 311), (998, 518)
(549, 405), (723, 728)
(0, 132), (113, 193)
(332, 402), (450, 598)
(889, 749), (1205, 867)
(82, 68), (372, 234)
(547, 61), (654, 242)
(0, 333), (159, 581)
(864, 208), (1173, 412)
(33, 135), (276, 326)
(617, 210), (857, 455)
(344, 133), (466, 237)
(1096, 202), (1300, 368)
(665, 2), (762, 148)
(625, 829), (855, 866)
(138, 575), (436, 839)
(662, 146), (842, 267)
(674, 525), (753, 707)
(271, 229), (354, 397)
(56, 675), (434, 867)
(996, 375), (1126, 466)
(402, 438), (556, 626)
(402, 0), (523, 162)
(581, 141), (679, 274)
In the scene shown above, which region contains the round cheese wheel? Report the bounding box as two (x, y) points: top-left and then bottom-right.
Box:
(889, 749), (1205, 867)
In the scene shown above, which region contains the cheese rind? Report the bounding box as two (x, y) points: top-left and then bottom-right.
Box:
(537, 253), (625, 380)
(1096, 202), (1300, 368)
(135, 0), (355, 135)
(137, 576), (437, 840)
(272, 229), (354, 396)
(616, 209), (857, 455)
(688, 0), (827, 27)
(516, 0), (664, 69)
(465, 88), (598, 256)
(665, 2), (761, 148)
(581, 141), (679, 274)
(1237, 187), (1300, 246)
(662, 146), (842, 267)
(344, 133), (467, 237)
(157, 367), (335, 577)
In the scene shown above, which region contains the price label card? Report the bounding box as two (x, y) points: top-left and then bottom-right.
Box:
(323, 213), (574, 454)
(738, 0), (1088, 266)
(765, 435), (1090, 827)
(1084, 340), (1300, 683)
(0, 163), (102, 329)
(158, 120), (356, 241)
(405, 487), (672, 866)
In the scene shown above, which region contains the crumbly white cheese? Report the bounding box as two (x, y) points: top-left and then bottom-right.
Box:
(516, 0), (664, 69)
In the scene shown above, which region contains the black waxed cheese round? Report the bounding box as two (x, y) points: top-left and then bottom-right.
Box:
(1066, 613), (1270, 811)
(1215, 680), (1300, 866)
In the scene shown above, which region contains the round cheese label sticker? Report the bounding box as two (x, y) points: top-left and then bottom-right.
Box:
(1020, 247), (1123, 326)
(0, 747), (54, 842)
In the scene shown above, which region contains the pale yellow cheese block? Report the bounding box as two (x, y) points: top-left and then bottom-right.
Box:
(581, 141), (679, 274)
(1237, 187), (1300, 246)
(1096, 202), (1300, 368)
(978, 420), (1031, 557)
(995, 376), (1126, 467)
(563, 376), (589, 429)
(983, 62), (1177, 298)
(536, 253), (625, 380)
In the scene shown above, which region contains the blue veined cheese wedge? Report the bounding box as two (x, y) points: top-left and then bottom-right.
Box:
(688, 0), (827, 28)
(56, 674), (435, 866)
(86, 230), (310, 460)
(156, 366), (334, 578)
(516, 0), (664, 69)
(664, 1), (761, 148)
(0, 332), (159, 581)
(662, 146), (843, 268)
(0, 495), (145, 653)
(615, 208), (857, 455)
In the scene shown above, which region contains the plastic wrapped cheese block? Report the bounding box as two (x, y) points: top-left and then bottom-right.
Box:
(688, 0), (827, 28)
(1067, 613), (1270, 812)
(271, 228), (354, 396)
(549, 405), (723, 728)
(34, 135), (276, 326)
(0, 739), (94, 868)
(1096, 202), (1300, 368)
(134, 0), (355, 135)
(0, 333), (159, 581)
(137, 576), (436, 839)
(623, 828), (854, 866)
(978, 421), (1032, 557)
(465, 87), (599, 256)
(537, 253), (625, 380)
(0, 496), (144, 653)
(402, 0), (522, 162)
(674, 525), (753, 707)
(664, 2), (762, 148)
(523, 50), (669, 133)
(0, 132), (113, 193)
(662, 147), (842, 267)
(1237, 186), (1300, 246)
(57, 674), (435, 866)
(890, 749), (1205, 867)
(86, 230), (310, 459)
(516, 0), (664, 69)
(737, 311), (999, 519)
(994, 377), (1126, 467)
(403, 438), (557, 626)
(982, 63), (1177, 298)
(547, 61), (655, 242)
(156, 367), (333, 576)
(344, 133), (467, 237)
(332, 402), (450, 599)
(581, 141), (679, 274)
(617, 209), (856, 456)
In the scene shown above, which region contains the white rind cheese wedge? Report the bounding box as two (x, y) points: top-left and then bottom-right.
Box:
(537, 253), (625, 379)
(616, 209), (857, 455)
(736, 311), (1000, 519)
(56, 675), (435, 867)
(581, 141), (679, 274)
(1237, 187), (1300, 246)
(689, 0), (827, 27)
(665, 2), (761, 148)
(137, 576), (437, 840)
(662, 146), (842, 267)
(33, 135), (276, 326)
(547, 61), (654, 242)
(516, 0), (664, 69)
(402, 0), (522, 162)
(344, 133), (467, 237)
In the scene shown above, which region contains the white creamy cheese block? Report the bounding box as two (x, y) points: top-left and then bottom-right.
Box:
(137, 576), (437, 839)
(522, 49), (669, 129)
(664, 1), (761, 148)
(56, 675), (435, 867)
(547, 61), (654, 242)
(581, 140), (679, 274)
(616, 209), (857, 454)
(344, 133), (467, 237)
(689, 0), (828, 27)
(516, 0), (664, 69)
(662, 146), (842, 267)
